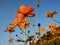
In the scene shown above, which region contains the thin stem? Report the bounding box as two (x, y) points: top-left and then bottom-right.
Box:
(35, 7), (39, 25)
(24, 28), (26, 45)
(17, 36), (23, 41)
(35, 2), (40, 25)
(9, 42), (10, 45)
(9, 33), (11, 45)
(9, 33), (11, 39)
(52, 18), (60, 24)
(19, 27), (28, 37)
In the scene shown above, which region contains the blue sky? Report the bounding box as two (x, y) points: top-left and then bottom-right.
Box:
(0, 0), (60, 45)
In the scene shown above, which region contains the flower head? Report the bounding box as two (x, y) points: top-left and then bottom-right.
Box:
(50, 23), (57, 35)
(20, 20), (30, 29)
(15, 5), (35, 20)
(8, 38), (14, 43)
(50, 23), (56, 30)
(39, 28), (45, 33)
(46, 11), (57, 18)
(38, 23), (41, 27)
(36, 2), (40, 7)
(4, 27), (15, 33)
(50, 29), (57, 35)
(56, 26), (60, 34)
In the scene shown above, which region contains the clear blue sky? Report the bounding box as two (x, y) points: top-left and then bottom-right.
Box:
(0, 0), (60, 45)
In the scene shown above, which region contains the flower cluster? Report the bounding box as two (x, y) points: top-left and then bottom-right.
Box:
(4, 4), (60, 45)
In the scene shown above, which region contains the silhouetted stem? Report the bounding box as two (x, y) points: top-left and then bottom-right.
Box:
(10, 33), (11, 39)
(52, 18), (60, 24)
(19, 27), (28, 37)
(35, 2), (40, 25)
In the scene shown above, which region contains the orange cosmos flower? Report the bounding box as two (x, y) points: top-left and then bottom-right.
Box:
(43, 40), (47, 44)
(39, 28), (45, 33)
(50, 23), (56, 30)
(4, 27), (15, 33)
(20, 20), (30, 29)
(50, 23), (57, 35)
(56, 26), (60, 34)
(46, 11), (57, 18)
(15, 5), (35, 20)
(8, 38), (14, 43)
(50, 29), (57, 35)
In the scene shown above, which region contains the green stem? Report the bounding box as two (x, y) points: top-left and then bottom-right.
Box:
(36, 7), (39, 25)
(19, 27), (28, 36)
(52, 18), (60, 24)
(9, 43), (10, 45)
(24, 28), (26, 45)
(12, 42), (14, 45)
(9, 33), (11, 45)
(35, 3), (39, 25)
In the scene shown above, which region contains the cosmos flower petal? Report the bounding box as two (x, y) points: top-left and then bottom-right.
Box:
(20, 5), (26, 12)
(27, 13), (35, 17)
(24, 6), (32, 13)
(29, 9), (34, 13)
(16, 11), (23, 14)
(20, 5), (32, 14)
(15, 14), (25, 20)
